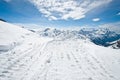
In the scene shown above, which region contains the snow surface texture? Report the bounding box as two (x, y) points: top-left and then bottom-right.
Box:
(0, 21), (120, 80)
(0, 21), (35, 51)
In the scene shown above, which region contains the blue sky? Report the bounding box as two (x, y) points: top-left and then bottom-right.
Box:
(0, 0), (120, 27)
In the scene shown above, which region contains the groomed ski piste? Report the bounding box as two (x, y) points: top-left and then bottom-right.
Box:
(0, 21), (120, 80)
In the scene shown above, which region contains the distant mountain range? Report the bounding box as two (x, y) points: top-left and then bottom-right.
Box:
(32, 27), (120, 47)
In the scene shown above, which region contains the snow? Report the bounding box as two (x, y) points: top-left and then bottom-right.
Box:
(0, 21), (51, 51)
(0, 21), (120, 80)
(0, 21), (29, 51)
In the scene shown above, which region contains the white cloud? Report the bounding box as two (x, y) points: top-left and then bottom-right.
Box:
(117, 12), (120, 15)
(29, 0), (112, 20)
(49, 16), (58, 20)
(99, 21), (120, 33)
(92, 18), (100, 22)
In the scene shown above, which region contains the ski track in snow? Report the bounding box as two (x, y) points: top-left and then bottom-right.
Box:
(0, 39), (120, 80)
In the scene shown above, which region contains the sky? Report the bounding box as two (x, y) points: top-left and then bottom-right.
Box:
(0, 0), (120, 28)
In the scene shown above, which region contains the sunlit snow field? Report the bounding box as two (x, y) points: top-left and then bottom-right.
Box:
(0, 21), (120, 80)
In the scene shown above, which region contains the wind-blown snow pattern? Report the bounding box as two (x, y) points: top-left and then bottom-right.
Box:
(0, 21), (120, 80)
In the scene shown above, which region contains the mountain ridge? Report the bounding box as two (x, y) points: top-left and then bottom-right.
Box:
(33, 27), (120, 47)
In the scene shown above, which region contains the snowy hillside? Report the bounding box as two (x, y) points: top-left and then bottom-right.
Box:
(0, 21), (50, 52)
(0, 21), (120, 80)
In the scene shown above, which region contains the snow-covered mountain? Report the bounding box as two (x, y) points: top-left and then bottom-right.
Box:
(35, 27), (120, 47)
(0, 21), (120, 80)
(108, 40), (120, 49)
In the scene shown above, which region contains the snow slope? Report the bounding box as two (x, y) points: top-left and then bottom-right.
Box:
(0, 21), (51, 51)
(0, 21), (120, 80)
(0, 21), (33, 51)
